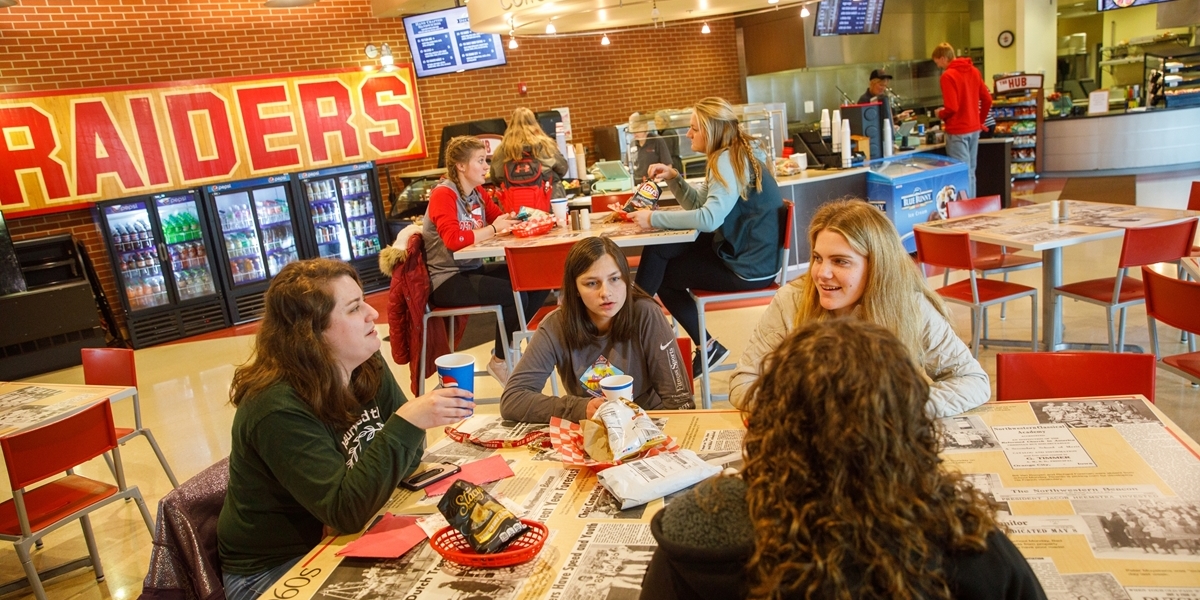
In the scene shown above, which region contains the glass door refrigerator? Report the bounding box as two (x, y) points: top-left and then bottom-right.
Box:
(294, 161), (390, 292)
(201, 174), (302, 323)
(94, 190), (230, 348)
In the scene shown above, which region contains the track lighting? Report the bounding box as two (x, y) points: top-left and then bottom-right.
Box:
(701, 22), (710, 34)
(800, 4), (810, 17)
(546, 20), (556, 34)
(601, 33), (610, 45)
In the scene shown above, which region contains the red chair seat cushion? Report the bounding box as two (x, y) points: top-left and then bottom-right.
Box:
(525, 305), (558, 332)
(975, 253), (1041, 273)
(0, 475), (117, 535)
(1163, 351), (1200, 380)
(937, 278), (1036, 304)
(691, 284), (780, 311)
(1055, 277), (1145, 304)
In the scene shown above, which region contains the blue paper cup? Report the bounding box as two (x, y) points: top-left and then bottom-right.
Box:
(435, 353), (475, 397)
(599, 375), (634, 403)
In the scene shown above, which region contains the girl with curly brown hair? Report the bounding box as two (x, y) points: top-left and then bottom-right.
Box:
(642, 318), (1046, 600)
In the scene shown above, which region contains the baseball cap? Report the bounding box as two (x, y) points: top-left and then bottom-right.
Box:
(869, 69), (893, 81)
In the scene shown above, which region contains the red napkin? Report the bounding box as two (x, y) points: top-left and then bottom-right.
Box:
(423, 454), (515, 497)
(335, 514), (426, 558)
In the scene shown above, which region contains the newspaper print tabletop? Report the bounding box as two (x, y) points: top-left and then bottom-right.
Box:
(920, 200), (1199, 253)
(0, 382), (132, 437)
(266, 400), (1200, 600)
(451, 214), (698, 261)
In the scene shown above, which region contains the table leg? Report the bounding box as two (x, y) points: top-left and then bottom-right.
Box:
(1043, 247), (1064, 351)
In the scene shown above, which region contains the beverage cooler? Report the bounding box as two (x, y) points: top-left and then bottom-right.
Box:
(94, 190), (230, 348)
(865, 153), (970, 253)
(202, 174), (303, 323)
(294, 162), (390, 292)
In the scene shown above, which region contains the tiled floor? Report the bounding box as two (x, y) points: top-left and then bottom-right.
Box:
(1, 176), (1197, 600)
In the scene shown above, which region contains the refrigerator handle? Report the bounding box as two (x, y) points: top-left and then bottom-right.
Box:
(157, 242), (168, 265)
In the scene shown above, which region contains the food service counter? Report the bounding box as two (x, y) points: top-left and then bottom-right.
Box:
(1043, 105), (1200, 174)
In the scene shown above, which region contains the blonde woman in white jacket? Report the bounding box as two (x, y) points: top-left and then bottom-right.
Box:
(729, 199), (989, 417)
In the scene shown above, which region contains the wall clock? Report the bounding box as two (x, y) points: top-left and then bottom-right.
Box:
(998, 30), (1015, 48)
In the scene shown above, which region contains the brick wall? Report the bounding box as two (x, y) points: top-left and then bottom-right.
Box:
(0, 0), (743, 338)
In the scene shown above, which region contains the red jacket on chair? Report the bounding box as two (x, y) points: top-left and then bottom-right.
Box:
(380, 225), (467, 396)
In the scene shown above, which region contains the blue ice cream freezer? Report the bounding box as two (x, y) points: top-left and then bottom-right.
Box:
(865, 153), (969, 253)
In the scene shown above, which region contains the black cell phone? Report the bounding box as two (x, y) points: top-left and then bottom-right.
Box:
(399, 462), (461, 491)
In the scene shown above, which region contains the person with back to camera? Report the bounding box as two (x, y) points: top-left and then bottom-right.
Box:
(217, 259), (474, 600)
(630, 97), (784, 378)
(422, 136), (550, 386)
(729, 199), (989, 416)
(629, 112), (673, 182)
(933, 42), (991, 198)
(500, 237), (694, 424)
(490, 106), (569, 208)
(641, 318), (1048, 600)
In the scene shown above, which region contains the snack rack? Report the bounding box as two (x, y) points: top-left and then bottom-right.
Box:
(991, 73), (1045, 180)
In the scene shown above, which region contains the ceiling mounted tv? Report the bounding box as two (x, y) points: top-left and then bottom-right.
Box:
(813, 0), (886, 36)
(1098, 0), (1175, 10)
(403, 6), (507, 78)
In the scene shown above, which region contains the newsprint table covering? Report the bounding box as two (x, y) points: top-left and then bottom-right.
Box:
(264, 400), (1200, 600)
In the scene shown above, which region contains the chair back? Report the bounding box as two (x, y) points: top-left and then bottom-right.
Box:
(591, 193), (634, 213)
(914, 228), (976, 272)
(1143, 266), (1200, 335)
(775, 201), (796, 284)
(504, 241), (577, 293)
(945, 195), (1002, 218)
(1118, 218), (1199, 268)
(677, 337), (694, 392)
(142, 457), (230, 600)
(82, 347), (138, 388)
(1, 400), (118, 490)
(1188, 181), (1200, 212)
(995, 352), (1156, 403)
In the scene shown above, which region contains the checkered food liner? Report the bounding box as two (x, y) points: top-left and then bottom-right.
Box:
(548, 416), (679, 471)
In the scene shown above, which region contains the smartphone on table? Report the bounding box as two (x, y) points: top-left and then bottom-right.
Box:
(400, 462), (461, 491)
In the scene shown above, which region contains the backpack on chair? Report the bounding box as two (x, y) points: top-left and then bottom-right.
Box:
(499, 151), (552, 213)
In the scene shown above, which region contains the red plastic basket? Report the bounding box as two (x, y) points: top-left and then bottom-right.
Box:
(511, 220), (554, 238)
(429, 519), (548, 568)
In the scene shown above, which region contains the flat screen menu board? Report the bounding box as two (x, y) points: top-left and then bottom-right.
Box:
(813, 0), (886, 36)
(1098, 0), (1174, 10)
(403, 6), (506, 78)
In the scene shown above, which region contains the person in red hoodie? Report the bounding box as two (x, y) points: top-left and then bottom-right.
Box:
(933, 43), (991, 198)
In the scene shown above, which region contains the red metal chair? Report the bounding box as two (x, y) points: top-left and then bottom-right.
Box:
(995, 352), (1156, 402)
(1053, 218), (1197, 352)
(505, 241), (577, 363)
(915, 228), (1038, 357)
(945, 195), (1042, 322)
(81, 348), (179, 488)
(0, 400), (156, 600)
(691, 201), (795, 408)
(1142, 266), (1200, 386)
(677, 337), (694, 395)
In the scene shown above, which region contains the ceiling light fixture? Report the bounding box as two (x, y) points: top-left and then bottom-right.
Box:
(768, 0), (779, 5)
(650, 0), (661, 27)
(701, 22), (710, 34)
(800, 4), (810, 17)
(508, 32), (518, 49)
(546, 20), (556, 34)
(601, 33), (610, 45)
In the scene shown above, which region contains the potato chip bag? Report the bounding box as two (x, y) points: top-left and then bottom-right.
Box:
(436, 480), (528, 553)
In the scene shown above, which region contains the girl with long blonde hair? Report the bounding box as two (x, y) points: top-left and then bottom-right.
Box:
(632, 97), (784, 378)
(489, 107), (569, 200)
(729, 199), (989, 416)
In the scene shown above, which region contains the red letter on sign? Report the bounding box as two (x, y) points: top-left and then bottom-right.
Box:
(236, 84), (300, 171)
(74, 100), (146, 196)
(361, 75), (415, 154)
(297, 80), (360, 163)
(128, 97), (170, 186)
(165, 91), (238, 182)
(0, 105), (71, 205)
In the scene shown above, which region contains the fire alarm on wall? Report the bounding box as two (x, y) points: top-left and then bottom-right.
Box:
(518, 82), (527, 96)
